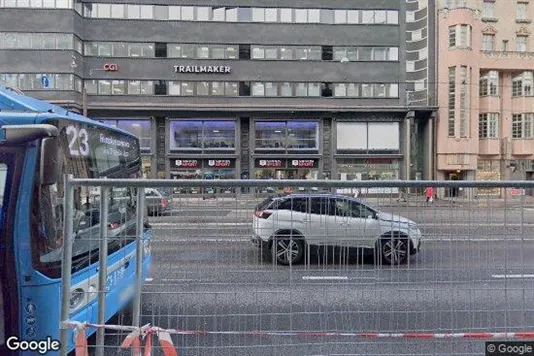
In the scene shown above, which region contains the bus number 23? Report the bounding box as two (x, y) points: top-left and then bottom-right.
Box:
(66, 125), (90, 157)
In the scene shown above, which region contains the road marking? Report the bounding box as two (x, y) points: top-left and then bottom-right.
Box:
(302, 276), (349, 280)
(491, 274), (534, 279)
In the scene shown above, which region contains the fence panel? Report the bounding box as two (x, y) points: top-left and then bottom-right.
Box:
(61, 180), (534, 356)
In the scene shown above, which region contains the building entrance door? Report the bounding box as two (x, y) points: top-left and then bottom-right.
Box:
(445, 172), (462, 197)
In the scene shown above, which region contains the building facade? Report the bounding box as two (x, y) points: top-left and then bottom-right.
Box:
(0, 0), (436, 194)
(437, 0), (534, 197)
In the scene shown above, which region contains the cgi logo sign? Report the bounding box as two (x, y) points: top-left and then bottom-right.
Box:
(103, 63), (118, 71)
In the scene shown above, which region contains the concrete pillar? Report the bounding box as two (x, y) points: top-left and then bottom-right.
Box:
(403, 111), (415, 181)
(424, 116), (434, 180)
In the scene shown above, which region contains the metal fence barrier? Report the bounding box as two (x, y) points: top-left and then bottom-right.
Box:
(60, 179), (534, 356)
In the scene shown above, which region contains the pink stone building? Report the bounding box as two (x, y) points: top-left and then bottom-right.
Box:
(437, 0), (534, 197)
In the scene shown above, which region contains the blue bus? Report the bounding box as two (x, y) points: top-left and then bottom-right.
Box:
(0, 86), (152, 355)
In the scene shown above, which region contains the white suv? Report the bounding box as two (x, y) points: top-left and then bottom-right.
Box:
(252, 194), (422, 265)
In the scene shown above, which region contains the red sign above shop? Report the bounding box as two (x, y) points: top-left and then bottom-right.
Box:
(290, 159), (316, 168)
(258, 159), (283, 168)
(175, 159), (199, 168)
(208, 159), (232, 168)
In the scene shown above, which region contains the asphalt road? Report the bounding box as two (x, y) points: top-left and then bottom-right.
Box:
(97, 204), (534, 356)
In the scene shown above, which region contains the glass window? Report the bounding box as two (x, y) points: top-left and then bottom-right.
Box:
(170, 121), (203, 149)
(280, 47), (293, 60)
(265, 47), (277, 59)
(287, 121), (318, 149)
(265, 8), (277, 22)
(98, 80), (111, 95)
(197, 82), (209, 95)
(255, 121), (286, 149)
(374, 48), (387, 61)
(140, 81), (153, 95)
(252, 8), (265, 22)
(226, 46), (237, 59)
(98, 42), (112, 56)
(154, 5), (167, 20)
(389, 47), (399, 60)
(168, 6), (180, 20)
(168, 81), (180, 95)
(295, 9), (307, 23)
(225, 82), (238, 96)
(347, 10), (359, 23)
(252, 82), (265, 96)
(85, 80), (97, 94)
(362, 10), (375, 23)
(140, 5), (153, 19)
(117, 120), (152, 149)
(308, 9), (320, 23)
(517, 36), (528, 52)
(55, 0), (69, 8)
(265, 82), (277, 96)
(85, 42), (98, 56)
(126, 4), (139, 18)
(211, 81), (224, 95)
(226, 7), (238, 21)
(111, 80), (125, 95)
(56, 34), (72, 49)
(281, 82), (292, 96)
(389, 83), (399, 97)
(168, 44), (181, 57)
(309, 83), (321, 97)
(128, 80), (141, 94)
(110, 4), (124, 18)
(197, 7), (210, 21)
(181, 44), (195, 58)
(16, 33), (30, 48)
(295, 83), (307, 96)
(360, 47), (373, 60)
(375, 83), (387, 97)
(197, 45), (209, 58)
(334, 83), (347, 97)
(387, 10), (398, 24)
(280, 8), (292, 22)
(333, 47), (346, 61)
(212, 46), (225, 59)
(252, 46), (265, 59)
(213, 7), (225, 21)
(362, 83), (373, 97)
(517, 2), (528, 20)
(181, 82), (194, 96)
(128, 43), (142, 57)
(112, 42), (127, 57)
(181, 6), (194, 20)
(29, 0), (41, 8)
(96, 3), (110, 18)
(334, 10), (346, 23)
(203, 121), (236, 149)
(347, 83), (358, 97)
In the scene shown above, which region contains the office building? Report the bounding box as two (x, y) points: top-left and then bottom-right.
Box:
(0, 0), (436, 194)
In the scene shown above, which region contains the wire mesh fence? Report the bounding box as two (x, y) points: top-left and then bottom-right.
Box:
(61, 179), (534, 356)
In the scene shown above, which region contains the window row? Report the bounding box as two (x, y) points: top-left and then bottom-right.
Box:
(482, 0), (531, 22)
(0, 73), (82, 91)
(512, 72), (534, 97)
(83, 42), (400, 62)
(82, 4), (399, 24)
(0, 0), (71, 8)
(512, 113), (534, 139)
(0, 32), (82, 53)
(482, 33), (529, 52)
(478, 113), (499, 139)
(84, 80), (401, 98)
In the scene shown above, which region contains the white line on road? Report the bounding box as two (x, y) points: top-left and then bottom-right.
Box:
(302, 276), (349, 280)
(491, 274), (534, 279)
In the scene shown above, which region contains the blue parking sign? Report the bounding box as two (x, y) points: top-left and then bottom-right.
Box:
(41, 75), (50, 88)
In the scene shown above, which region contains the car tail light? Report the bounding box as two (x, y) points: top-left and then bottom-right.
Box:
(254, 210), (272, 219)
(108, 222), (120, 230)
(160, 199), (168, 208)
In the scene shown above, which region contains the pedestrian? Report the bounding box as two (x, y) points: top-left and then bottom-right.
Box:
(425, 186), (434, 205)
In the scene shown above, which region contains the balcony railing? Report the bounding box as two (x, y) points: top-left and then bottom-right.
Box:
(481, 50), (534, 59)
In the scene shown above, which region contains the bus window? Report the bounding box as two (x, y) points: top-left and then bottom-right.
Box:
(33, 121), (143, 278)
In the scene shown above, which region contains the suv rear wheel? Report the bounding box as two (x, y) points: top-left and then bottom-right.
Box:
(272, 234), (304, 265)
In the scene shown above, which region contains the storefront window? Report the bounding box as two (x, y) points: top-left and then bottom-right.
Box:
(169, 159), (236, 194)
(255, 120), (319, 150)
(99, 118), (152, 151)
(169, 120), (236, 150)
(253, 158), (320, 194)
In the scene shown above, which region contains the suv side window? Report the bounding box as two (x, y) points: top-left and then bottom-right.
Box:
(275, 197), (308, 213)
(310, 197), (329, 215)
(351, 201), (375, 219)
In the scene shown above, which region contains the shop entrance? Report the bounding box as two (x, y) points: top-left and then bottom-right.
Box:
(445, 171), (464, 197)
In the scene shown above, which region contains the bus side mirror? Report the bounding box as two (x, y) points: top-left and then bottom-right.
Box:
(40, 137), (59, 186)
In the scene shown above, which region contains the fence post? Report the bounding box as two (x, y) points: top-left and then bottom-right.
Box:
(132, 187), (146, 331)
(59, 174), (75, 356)
(96, 182), (109, 356)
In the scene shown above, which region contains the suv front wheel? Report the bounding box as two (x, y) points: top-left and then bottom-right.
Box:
(377, 237), (409, 265)
(272, 234), (304, 265)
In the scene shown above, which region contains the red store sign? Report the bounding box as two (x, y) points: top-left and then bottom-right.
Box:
(258, 159), (283, 168)
(174, 159), (199, 168)
(208, 159), (232, 168)
(291, 159), (315, 168)
(103, 63), (118, 71)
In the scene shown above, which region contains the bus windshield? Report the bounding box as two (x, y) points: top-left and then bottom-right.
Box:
(33, 119), (142, 278)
